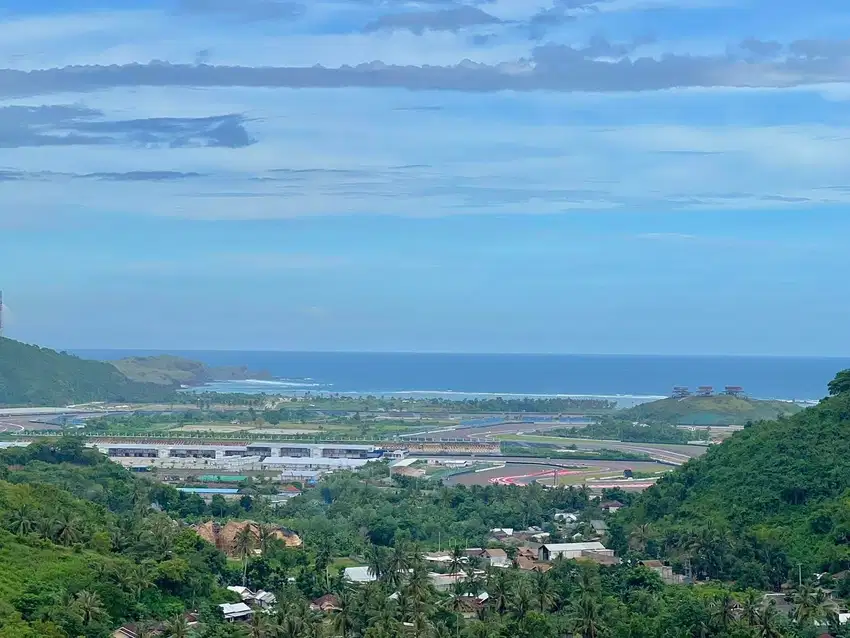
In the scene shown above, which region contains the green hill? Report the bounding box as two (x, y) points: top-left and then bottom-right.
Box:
(0, 439), (228, 636)
(112, 354), (272, 386)
(622, 370), (850, 582)
(620, 394), (802, 425)
(0, 338), (173, 406)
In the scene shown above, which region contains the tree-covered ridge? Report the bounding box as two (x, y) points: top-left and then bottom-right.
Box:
(0, 337), (174, 406)
(621, 369), (850, 580)
(0, 439), (230, 638)
(619, 394), (802, 426)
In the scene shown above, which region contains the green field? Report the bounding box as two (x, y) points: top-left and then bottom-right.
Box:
(497, 434), (708, 458)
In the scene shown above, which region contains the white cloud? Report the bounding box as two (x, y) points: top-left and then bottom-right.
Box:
(0, 85), (848, 224)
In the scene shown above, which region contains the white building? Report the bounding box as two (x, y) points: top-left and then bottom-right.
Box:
(344, 566), (377, 584)
(539, 542), (613, 561)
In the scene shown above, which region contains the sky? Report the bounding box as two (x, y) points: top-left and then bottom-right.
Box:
(1, 0), (850, 355)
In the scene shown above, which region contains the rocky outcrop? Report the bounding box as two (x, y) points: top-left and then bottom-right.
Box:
(191, 520), (302, 556)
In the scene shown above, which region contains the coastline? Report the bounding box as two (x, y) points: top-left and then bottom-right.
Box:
(182, 380), (819, 407)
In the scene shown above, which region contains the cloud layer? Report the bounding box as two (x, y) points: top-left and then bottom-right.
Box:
(0, 0), (849, 224)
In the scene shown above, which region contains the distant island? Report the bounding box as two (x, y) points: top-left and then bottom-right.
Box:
(111, 354), (273, 387)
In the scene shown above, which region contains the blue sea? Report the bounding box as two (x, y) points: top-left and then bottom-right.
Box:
(74, 351), (850, 403)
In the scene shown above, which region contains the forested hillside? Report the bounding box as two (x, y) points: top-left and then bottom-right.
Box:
(622, 369), (850, 584)
(0, 338), (173, 406)
(0, 439), (230, 637)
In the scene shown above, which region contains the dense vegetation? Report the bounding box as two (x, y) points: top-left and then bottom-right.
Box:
(177, 392), (617, 414)
(0, 338), (174, 406)
(619, 394), (802, 426)
(4, 424), (850, 636)
(0, 439), (235, 637)
(113, 355), (273, 387)
(621, 370), (850, 585)
(548, 419), (702, 445)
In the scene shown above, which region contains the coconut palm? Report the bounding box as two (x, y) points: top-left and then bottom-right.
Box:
(710, 590), (737, 632)
(6, 504), (36, 536)
(534, 570), (557, 612)
(569, 578), (604, 638)
(53, 511), (82, 546)
(755, 601), (783, 638)
(628, 523), (652, 552)
(331, 588), (357, 638)
(509, 580), (534, 619)
(448, 545), (465, 575)
(248, 612), (270, 638)
(163, 614), (190, 638)
(487, 570), (510, 616)
(72, 590), (107, 626)
(234, 523), (257, 587)
(257, 523), (277, 555)
(739, 589), (762, 626)
(793, 585), (831, 626)
(365, 543), (387, 581)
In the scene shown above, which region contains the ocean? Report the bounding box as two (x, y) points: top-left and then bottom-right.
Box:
(74, 351), (850, 403)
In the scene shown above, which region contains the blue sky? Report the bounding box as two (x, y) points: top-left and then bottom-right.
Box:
(1, 0), (849, 355)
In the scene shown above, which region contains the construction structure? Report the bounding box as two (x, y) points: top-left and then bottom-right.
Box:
(0, 290), (4, 337)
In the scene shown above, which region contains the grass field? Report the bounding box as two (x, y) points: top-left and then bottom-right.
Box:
(496, 434), (708, 458)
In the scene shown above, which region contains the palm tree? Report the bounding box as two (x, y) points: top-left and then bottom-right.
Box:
(118, 564), (153, 602)
(365, 544), (387, 581)
(509, 580), (534, 619)
(793, 585), (830, 626)
(755, 601), (783, 638)
(487, 570), (510, 616)
(234, 523), (257, 587)
(569, 579), (604, 638)
(407, 564), (433, 608)
(248, 612), (270, 638)
(257, 523), (277, 555)
(163, 614), (190, 638)
(332, 588), (357, 638)
(534, 570), (557, 612)
(53, 511), (82, 546)
(449, 545), (465, 576)
(739, 589), (762, 627)
(135, 623), (155, 638)
(72, 590), (107, 626)
(628, 523), (652, 552)
(6, 504), (36, 536)
(710, 590), (737, 632)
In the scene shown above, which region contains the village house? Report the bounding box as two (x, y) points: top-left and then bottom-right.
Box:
(482, 548), (510, 568)
(220, 602), (253, 622)
(516, 555), (553, 573)
(453, 593), (490, 619)
(310, 594), (341, 613)
(113, 614), (199, 638)
(599, 500), (624, 513)
(554, 512), (579, 523)
(538, 541), (613, 562)
(640, 560), (687, 585)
